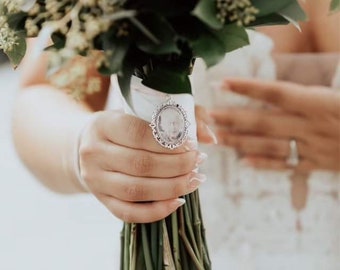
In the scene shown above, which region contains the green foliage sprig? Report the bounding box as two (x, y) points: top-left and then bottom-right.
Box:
(0, 0), (305, 99)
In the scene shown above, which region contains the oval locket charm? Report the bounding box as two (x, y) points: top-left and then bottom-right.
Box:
(150, 97), (190, 150)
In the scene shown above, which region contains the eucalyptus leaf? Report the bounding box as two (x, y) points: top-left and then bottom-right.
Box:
(330, 0), (340, 12)
(5, 32), (26, 68)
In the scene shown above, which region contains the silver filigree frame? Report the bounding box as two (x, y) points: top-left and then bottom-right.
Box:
(150, 98), (190, 150)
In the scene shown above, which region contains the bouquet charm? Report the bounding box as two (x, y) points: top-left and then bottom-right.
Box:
(150, 96), (190, 150)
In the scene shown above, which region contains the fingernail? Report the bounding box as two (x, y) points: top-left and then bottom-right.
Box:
(205, 125), (218, 144)
(196, 152), (208, 165)
(189, 173), (207, 189)
(223, 80), (232, 90)
(184, 139), (198, 151)
(173, 198), (186, 208)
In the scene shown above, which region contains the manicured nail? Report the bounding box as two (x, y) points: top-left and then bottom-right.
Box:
(184, 139), (198, 151)
(205, 125), (218, 144)
(196, 152), (208, 165)
(223, 80), (232, 90)
(189, 173), (207, 189)
(174, 198), (186, 208)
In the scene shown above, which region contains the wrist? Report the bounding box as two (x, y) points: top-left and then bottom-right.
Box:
(66, 114), (95, 193)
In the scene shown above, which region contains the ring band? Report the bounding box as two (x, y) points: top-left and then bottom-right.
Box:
(286, 139), (299, 167)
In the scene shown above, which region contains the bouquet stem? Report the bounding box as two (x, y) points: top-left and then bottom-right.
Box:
(120, 190), (211, 270)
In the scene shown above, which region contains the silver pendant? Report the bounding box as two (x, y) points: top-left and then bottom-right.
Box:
(150, 97), (190, 150)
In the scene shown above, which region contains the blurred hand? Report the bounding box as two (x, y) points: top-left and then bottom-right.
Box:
(78, 111), (207, 223)
(196, 105), (218, 145)
(210, 78), (340, 172)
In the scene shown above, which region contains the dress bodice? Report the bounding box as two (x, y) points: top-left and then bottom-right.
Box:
(191, 32), (340, 270)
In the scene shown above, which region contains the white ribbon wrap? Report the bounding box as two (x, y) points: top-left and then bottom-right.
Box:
(110, 75), (197, 144)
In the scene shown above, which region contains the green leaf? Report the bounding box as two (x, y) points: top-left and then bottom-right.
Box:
(132, 14), (180, 55)
(251, 0), (306, 29)
(117, 60), (134, 108)
(99, 32), (130, 74)
(188, 24), (249, 67)
(49, 32), (66, 50)
(192, 0), (223, 29)
(142, 67), (192, 95)
(5, 32), (26, 68)
(330, 0), (340, 12)
(248, 13), (289, 27)
(278, 1), (307, 28)
(215, 24), (249, 53)
(6, 12), (28, 31)
(252, 0), (293, 16)
(190, 29), (225, 67)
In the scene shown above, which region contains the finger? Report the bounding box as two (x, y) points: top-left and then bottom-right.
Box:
(217, 130), (309, 159)
(241, 156), (315, 172)
(223, 78), (338, 116)
(195, 105), (215, 125)
(197, 119), (218, 144)
(94, 143), (205, 178)
(98, 195), (186, 223)
(95, 111), (197, 154)
(211, 108), (309, 140)
(90, 171), (206, 202)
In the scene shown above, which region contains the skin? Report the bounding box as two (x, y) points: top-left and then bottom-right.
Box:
(207, 0), (340, 172)
(13, 41), (212, 223)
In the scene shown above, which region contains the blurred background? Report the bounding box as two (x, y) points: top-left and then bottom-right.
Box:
(0, 51), (121, 270)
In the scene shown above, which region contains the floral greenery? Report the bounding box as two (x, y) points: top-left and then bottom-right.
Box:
(0, 0), (306, 99)
(0, 1), (306, 269)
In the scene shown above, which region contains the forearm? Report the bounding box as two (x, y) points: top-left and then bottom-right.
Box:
(12, 85), (94, 194)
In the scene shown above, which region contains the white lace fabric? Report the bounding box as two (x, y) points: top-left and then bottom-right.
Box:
(192, 31), (340, 270)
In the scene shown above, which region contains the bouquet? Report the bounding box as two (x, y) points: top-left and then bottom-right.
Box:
(0, 0), (309, 269)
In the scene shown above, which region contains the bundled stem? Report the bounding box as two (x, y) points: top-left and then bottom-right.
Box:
(120, 190), (211, 270)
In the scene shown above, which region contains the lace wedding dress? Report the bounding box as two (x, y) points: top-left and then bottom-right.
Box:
(192, 32), (340, 270)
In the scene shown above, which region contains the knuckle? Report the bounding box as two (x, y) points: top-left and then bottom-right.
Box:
(264, 142), (280, 156)
(177, 153), (195, 173)
(79, 142), (100, 161)
(124, 183), (146, 202)
(127, 117), (148, 142)
(171, 180), (186, 198)
(253, 116), (271, 133)
(132, 154), (154, 175)
(263, 86), (283, 104)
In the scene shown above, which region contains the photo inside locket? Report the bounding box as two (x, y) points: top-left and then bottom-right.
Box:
(157, 107), (185, 143)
